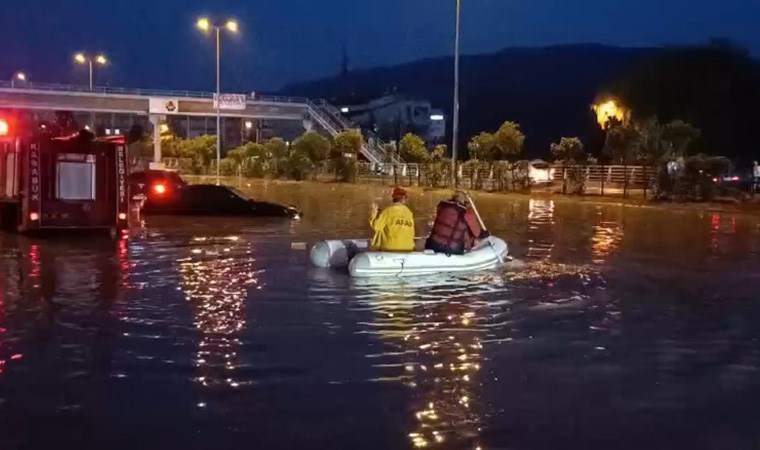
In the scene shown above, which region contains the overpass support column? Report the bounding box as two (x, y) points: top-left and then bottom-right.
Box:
(149, 114), (162, 163)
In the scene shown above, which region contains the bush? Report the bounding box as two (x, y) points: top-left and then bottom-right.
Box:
(287, 148), (316, 181)
(292, 131), (331, 163)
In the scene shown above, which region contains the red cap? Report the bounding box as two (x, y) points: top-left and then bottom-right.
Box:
(392, 186), (407, 200)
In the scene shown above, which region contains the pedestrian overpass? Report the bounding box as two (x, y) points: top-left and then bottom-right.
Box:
(0, 81), (392, 163)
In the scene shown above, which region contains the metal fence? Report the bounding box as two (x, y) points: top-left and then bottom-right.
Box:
(155, 158), (657, 198)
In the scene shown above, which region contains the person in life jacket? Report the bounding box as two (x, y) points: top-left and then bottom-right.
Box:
(369, 186), (415, 252)
(425, 191), (487, 255)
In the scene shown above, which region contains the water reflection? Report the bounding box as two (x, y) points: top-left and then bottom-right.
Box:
(526, 199), (555, 259)
(591, 207), (623, 264)
(353, 276), (499, 449)
(177, 235), (260, 398)
(0, 234), (128, 417)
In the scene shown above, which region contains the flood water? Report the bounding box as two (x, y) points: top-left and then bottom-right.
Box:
(1, 180), (760, 450)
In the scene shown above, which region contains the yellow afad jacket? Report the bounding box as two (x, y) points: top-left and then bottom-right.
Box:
(369, 203), (415, 252)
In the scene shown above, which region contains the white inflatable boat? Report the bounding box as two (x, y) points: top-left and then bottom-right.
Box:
(310, 236), (509, 278)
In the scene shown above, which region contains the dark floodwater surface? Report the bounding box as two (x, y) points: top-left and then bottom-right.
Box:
(1, 181), (760, 450)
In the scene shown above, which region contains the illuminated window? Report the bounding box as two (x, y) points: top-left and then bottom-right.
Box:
(57, 161), (96, 200)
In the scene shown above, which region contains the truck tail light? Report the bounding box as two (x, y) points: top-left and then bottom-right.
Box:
(153, 183), (167, 195)
(0, 119), (9, 137)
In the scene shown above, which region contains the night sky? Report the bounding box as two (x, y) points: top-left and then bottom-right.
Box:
(2, 0), (758, 93)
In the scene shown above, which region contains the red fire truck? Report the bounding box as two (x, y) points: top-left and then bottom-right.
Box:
(0, 112), (131, 234)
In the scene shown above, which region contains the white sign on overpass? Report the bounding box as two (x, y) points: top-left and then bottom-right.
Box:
(213, 94), (247, 110)
(149, 97), (180, 114)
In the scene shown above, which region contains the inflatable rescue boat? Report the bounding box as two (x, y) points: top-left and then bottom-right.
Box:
(310, 236), (509, 278)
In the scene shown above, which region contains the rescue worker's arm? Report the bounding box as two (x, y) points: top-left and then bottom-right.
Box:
(369, 206), (387, 232)
(464, 208), (482, 238)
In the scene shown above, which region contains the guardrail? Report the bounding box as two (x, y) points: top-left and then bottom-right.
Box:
(552, 164), (657, 185)
(0, 80), (310, 104)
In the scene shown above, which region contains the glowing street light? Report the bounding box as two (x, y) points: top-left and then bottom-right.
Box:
(196, 17), (211, 32)
(10, 71), (27, 87)
(196, 16), (240, 185)
(74, 52), (108, 90)
(592, 99), (627, 129)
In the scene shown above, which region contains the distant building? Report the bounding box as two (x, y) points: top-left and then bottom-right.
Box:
(339, 94), (446, 145)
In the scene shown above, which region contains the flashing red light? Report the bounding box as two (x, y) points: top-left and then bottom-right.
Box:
(0, 119), (9, 136)
(712, 177), (718, 183)
(29, 212), (39, 221)
(153, 183), (167, 195)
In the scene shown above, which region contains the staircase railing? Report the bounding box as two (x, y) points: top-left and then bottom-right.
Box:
(305, 100), (394, 164)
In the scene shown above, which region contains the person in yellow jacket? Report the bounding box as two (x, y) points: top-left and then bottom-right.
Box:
(369, 186), (415, 251)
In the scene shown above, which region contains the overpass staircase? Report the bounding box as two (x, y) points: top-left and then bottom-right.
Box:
(305, 99), (401, 164)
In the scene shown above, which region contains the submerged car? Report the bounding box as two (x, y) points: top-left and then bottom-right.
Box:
(129, 169), (187, 198)
(129, 171), (300, 218)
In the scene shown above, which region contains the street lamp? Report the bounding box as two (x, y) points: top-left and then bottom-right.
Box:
(450, 0), (462, 188)
(10, 72), (26, 87)
(74, 52), (108, 90)
(196, 16), (239, 185)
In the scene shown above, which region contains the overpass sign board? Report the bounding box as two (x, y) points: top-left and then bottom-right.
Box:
(149, 97), (180, 114)
(213, 94), (246, 110)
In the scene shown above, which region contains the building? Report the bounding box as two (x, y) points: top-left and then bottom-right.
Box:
(340, 94), (446, 145)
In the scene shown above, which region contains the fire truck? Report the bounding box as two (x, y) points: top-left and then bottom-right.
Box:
(0, 111), (131, 234)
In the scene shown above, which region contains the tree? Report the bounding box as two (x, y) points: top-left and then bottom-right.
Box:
(332, 129), (364, 157)
(240, 142), (266, 160)
(287, 146), (316, 181)
(467, 132), (498, 161)
(176, 135), (217, 171)
(550, 137), (585, 163)
(236, 142), (267, 178)
(431, 144), (448, 160)
(265, 138), (289, 159)
(398, 133), (429, 163)
(604, 125), (641, 164)
(292, 131), (331, 163)
(225, 147), (247, 172)
(550, 137), (587, 194)
(494, 121), (525, 160)
(661, 120), (700, 158)
(332, 129), (364, 182)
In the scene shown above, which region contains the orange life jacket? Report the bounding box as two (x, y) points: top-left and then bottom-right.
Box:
(428, 200), (472, 253)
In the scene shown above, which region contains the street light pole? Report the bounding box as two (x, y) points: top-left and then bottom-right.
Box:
(197, 17), (237, 185)
(451, 0), (462, 188)
(89, 60), (94, 91)
(74, 53), (106, 91)
(216, 26), (222, 185)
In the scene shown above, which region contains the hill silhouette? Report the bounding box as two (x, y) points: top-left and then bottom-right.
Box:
(282, 44), (760, 163)
(281, 44), (656, 159)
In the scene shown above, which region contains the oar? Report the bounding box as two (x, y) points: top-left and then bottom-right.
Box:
(463, 192), (505, 264)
